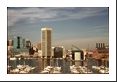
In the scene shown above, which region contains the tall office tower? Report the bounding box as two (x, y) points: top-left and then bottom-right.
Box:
(17, 36), (24, 49)
(41, 27), (52, 58)
(17, 36), (20, 49)
(13, 36), (22, 49)
(41, 27), (52, 66)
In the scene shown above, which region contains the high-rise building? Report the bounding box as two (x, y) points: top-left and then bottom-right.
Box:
(26, 40), (31, 49)
(71, 46), (84, 66)
(41, 27), (52, 58)
(13, 36), (23, 49)
(17, 36), (20, 49)
(53, 47), (63, 58)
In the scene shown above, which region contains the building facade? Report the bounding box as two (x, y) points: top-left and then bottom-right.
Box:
(71, 50), (84, 66)
(41, 27), (52, 58)
(13, 36), (23, 49)
(26, 40), (31, 49)
(53, 47), (63, 58)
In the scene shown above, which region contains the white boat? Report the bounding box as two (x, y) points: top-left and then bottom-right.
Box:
(31, 67), (36, 70)
(10, 68), (19, 73)
(8, 65), (11, 68)
(40, 70), (49, 73)
(15, 54), (22, 57)
(18, 58), (21, 60)
(19, 70), (28, 74)
(46, 66), (53, 69)
(17, 65), (24, 69)
(54, 67), (61, 71)
(10, 57), (16, 60)
(44, 68), (51, 71)
(52, 67), (61, 73)
(99, 70), (105, 73)
(71, 69), (79, 73)
(53, 71), (61, 73)
(17, 65), (35, 73)
(24, 67), (31, 72)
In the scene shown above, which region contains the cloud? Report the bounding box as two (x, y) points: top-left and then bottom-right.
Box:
(88, 25), (109, 32)
(8, 7), (108, 27)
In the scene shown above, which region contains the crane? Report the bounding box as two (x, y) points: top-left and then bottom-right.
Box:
(71, 45), (81, 51)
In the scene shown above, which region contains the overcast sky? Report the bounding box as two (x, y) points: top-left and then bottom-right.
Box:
(8, 7), (109, 49)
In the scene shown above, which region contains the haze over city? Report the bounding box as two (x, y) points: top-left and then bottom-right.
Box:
(8, 7), (109, 49)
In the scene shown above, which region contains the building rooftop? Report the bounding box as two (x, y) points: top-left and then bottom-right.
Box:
(41, 27), (52, 30)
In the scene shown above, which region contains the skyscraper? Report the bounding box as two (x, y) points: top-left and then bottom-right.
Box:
(26, 39), (31, 49)
(13, 36), (23, 49)
(17, 36), (20, 49)
(41, 27), (52, 58)
(41, 27), (52, 66)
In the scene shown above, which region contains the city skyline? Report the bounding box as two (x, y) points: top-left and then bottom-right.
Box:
(8, 7), (109, 49)
(7, 7), (109, 75)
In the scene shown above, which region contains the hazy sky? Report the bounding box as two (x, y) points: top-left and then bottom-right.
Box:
(8, 7), (109, 49)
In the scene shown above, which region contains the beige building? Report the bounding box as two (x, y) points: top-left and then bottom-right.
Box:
(41, 27), (52, 58)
